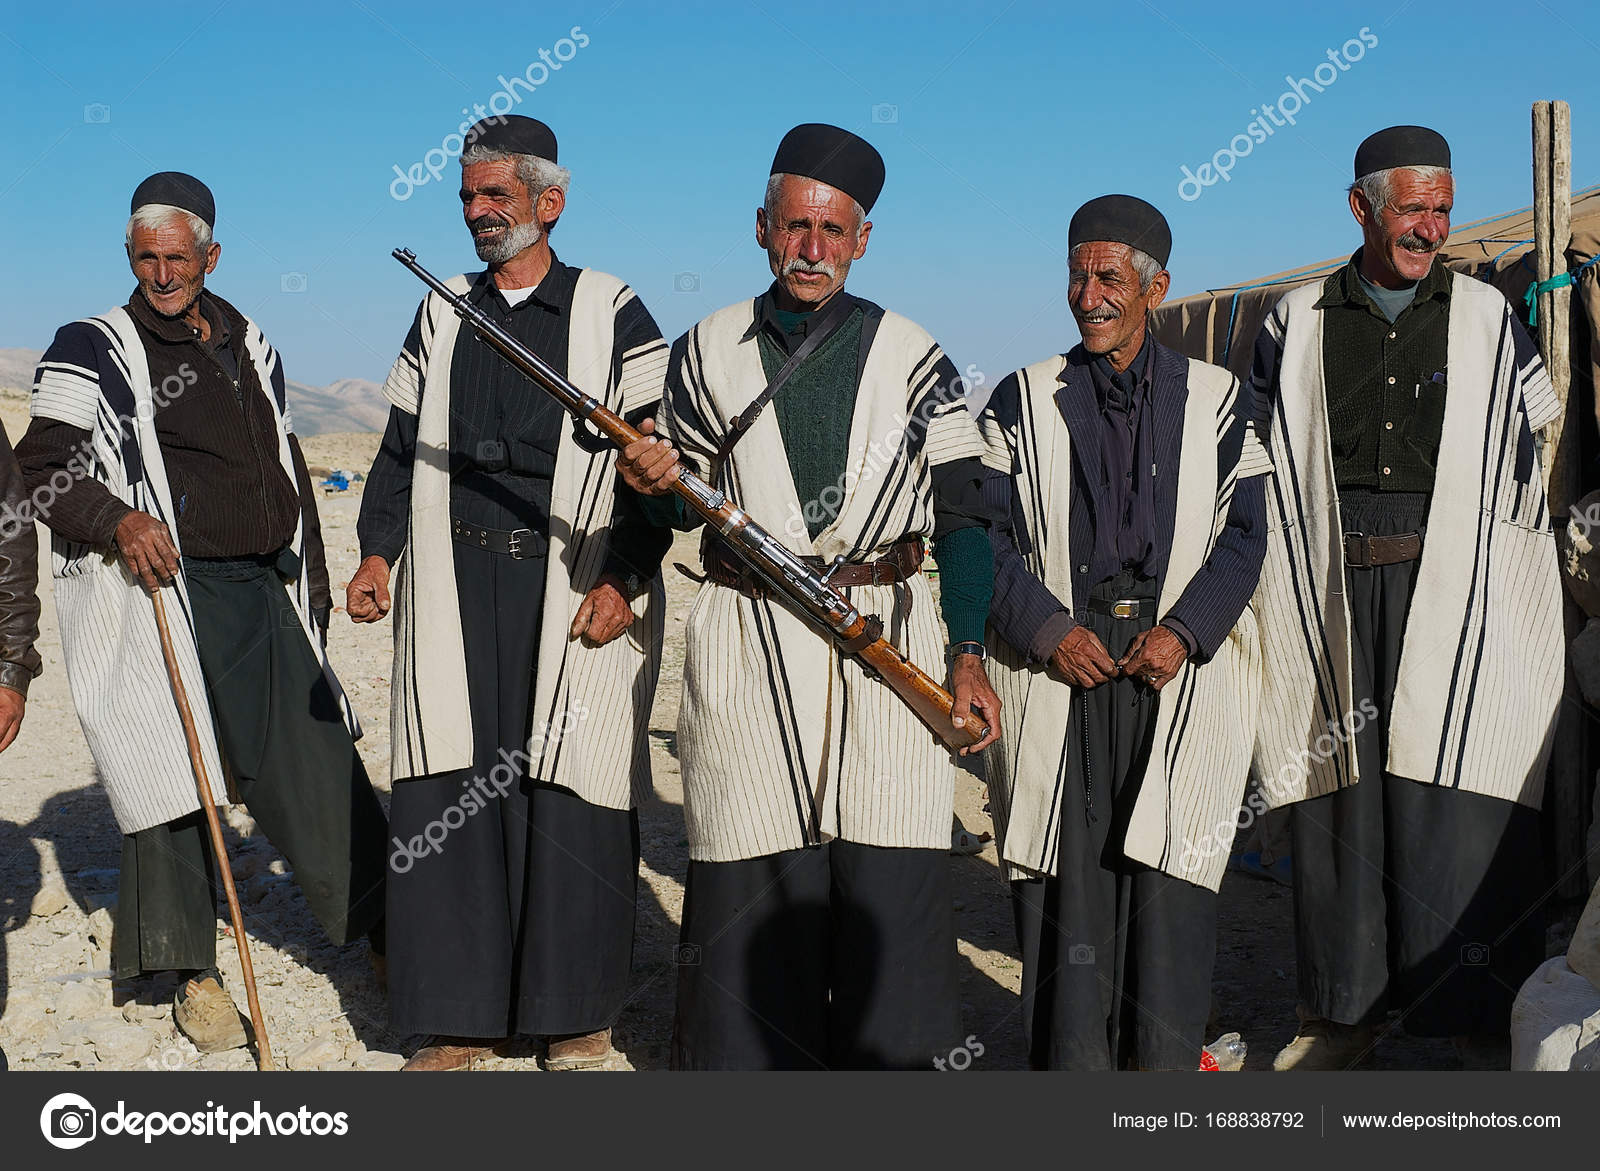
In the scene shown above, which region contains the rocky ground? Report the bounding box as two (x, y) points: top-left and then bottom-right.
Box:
(0, 406), (1580, 1072)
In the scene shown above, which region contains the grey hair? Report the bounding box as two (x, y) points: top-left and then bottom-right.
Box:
(765, 172), (866, 232)
(460, 146), (572, 232)
(1347, 164), (1453, 213)
(124, 204), (212, 256)
(1068, 242), (1164, 291)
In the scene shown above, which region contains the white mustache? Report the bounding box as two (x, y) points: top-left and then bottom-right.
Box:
(782, 258), (836, 279)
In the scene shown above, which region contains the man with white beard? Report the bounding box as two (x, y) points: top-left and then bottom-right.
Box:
(352, 115), (670, 1071)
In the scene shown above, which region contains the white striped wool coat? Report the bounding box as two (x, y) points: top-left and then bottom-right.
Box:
(982, 354), (1271, 892)
(1252, 272), (1563, 810)
(382, 269), (668, 809)
(658, 297), (987, 862)
(33, 307), (352, 834)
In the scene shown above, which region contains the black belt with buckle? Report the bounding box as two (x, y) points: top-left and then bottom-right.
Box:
(1343, 530), (1423, 568)
(451, 517), (542, 559)
(1084, 596), (1154, 619)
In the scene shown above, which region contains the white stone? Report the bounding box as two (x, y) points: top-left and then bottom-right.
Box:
(354, 1049), (406, 1071)
(1511, 956), (1600, 1071)
(55, 981), (110, 1018)
(286, 1035), (344, 1070)
(29, 884), (71, 918)
(1570, 878), (1600, 991)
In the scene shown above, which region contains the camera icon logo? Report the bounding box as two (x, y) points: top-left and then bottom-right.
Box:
(1067, 943), (1096, 965)
(675, 943), (702, 965)
(280, 272), (309, 294)
(39, 1092), (97, 1150)
(83, 103), (111, 124)
(673, 272), (700, 294)
(870, 103), (899, 125)
(1460, 942), (1490, 967)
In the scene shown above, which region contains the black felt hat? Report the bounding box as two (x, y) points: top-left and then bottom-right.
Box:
(770, 123), (886, 213)
(463, 115), (558, 162)
(1068, 194), (1172, 268)
(130, 172), (215, 229)
(1354, 125), (1450, 180)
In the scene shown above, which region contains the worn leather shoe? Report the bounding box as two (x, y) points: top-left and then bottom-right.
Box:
(1271, 1014), (1374, 1071)
(401, 1035), (509, 1071)
(544, 1028), (611, 1071)
(173, 974), (248, 1054)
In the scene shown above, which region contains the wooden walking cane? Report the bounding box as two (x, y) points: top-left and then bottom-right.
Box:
(149, 586), (276, 1071)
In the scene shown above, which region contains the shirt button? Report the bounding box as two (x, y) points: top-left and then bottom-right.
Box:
(1386, 376), (1396, 385)
(1385, 421), (1394, 430)
(1383, 466), (1392, 475)
(1388, 331), (1397, 339)
(1078, 564), (1089, 575)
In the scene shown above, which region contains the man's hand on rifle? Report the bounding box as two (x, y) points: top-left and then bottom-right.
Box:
(114, 510), (180, 592)
(346, 555), (392, 623)
(617, 418), (682, 496)
(949, 653), (1002, 755)
(570, 573), (635, 646)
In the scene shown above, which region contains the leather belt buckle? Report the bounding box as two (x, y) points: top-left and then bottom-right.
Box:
(1343, 531), (1370, 568)
(1111, 599), (1138, 619)
(507, 528), (535, 559)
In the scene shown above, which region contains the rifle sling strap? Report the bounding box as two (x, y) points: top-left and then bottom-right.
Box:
(707, 293), (856, 489)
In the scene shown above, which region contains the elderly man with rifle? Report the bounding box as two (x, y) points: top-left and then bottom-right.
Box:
(616, 123), (1002, 1070)
(351, 115), (670, 1071)
(14, 172), (387, 1054)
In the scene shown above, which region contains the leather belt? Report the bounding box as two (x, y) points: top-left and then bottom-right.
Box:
(451, 517), (542, 559)
(700, 536), (924, 597)
(1084, 596), (1154, 619)
(1343, 530), (1422, 568)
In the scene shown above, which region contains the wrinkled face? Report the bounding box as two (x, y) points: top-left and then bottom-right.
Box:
(461, 158), (544, 263)
(127, 219), (218, 319)
(1354, 169), (1453, 285)
(755, 176), (871, 306)
(1068, 241), (1166, 357)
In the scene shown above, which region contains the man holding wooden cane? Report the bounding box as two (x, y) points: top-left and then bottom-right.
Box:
(14, 172), (389, 1055)
(617, 123), (1003, 1070)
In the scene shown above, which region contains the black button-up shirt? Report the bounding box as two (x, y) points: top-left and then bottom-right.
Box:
(1319, 250), (1453, 494)
(359, 254), (671, 583)
(1085, 333), (1157, 584)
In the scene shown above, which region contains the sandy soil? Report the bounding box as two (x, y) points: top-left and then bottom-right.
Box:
(0, 404), (1546, 1072)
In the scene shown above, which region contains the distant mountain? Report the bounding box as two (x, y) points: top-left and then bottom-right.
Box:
(0, 348), (386, 436)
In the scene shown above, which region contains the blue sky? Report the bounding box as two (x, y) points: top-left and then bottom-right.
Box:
(2, 0), (1596, 387)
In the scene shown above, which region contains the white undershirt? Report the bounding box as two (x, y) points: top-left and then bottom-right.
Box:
(497, 284), (539, 307)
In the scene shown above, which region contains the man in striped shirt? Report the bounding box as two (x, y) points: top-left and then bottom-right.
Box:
(351, 116), (671, 1072)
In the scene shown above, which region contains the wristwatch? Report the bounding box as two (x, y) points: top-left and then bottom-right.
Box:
(947, 640), (988, 662)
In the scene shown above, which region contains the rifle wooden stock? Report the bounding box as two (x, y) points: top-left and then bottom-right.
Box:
(392, 248), (988, 751)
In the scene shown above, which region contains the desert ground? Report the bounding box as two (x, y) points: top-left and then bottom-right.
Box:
(1, 389), (1565, 1072)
